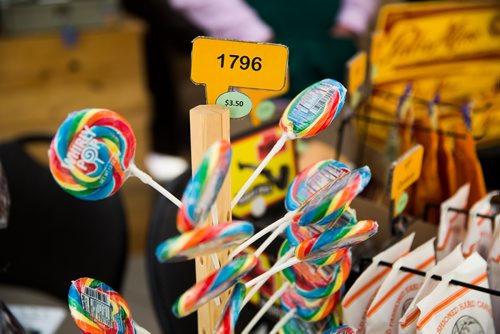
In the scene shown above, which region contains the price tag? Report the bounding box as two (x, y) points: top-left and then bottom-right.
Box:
(347, 51), (367, 99)
(191, 37), (288, 105)
(216, 91), (252, 118)
(389, 144), (424, 200)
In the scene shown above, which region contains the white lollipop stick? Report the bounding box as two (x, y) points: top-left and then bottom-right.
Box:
(241, 282), (290, 334)
(135, 323), (152, 334)
(269, 309), (297, 334)
(231, 133), (288, 209)
(229, 212), (294, 259)
(254, 219), (292, 257)
(242, 249), (294, 307)
(245, 256), (300, 289)
(129, 164), (182, 207)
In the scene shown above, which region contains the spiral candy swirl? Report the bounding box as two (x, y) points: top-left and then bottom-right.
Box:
(295, 220), (378, 262)
(68, 277), (136, 334)
(172, 254), (257, 317)
(279, 241), (351, 299)
(286, 160), (350, 212)
(280, 288), (342, 322)
(156, 221), (254, 263)
(214, 283), (245, 334)
(296, 166), (371, 226)
(280, 79), (346, 139)
(49, 109), (136, 200)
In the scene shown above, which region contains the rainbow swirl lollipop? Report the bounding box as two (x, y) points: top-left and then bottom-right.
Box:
(295, 220), (378, 262)
(177, 140), (231, 232)
(214, 283), (246, 334)
(280, 288), (342, 322)
(172, 254), (257, 318)
(286, 209), (357, 247)
(280, 241), (352, 299)
(49, 108), (180, 206)
(68, 277), (149, 334)
(232, 79), (346, 209)
(280, 79), (346, 139)
(286, 160), (350, 211)
(296, 167), (371, 227)
(322, 325), (358, 334)
(155, 221), (254, 263)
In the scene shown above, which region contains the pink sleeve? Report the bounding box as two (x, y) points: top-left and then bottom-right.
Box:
(336, 0), (380, 35)
(168, 0), (273, 42)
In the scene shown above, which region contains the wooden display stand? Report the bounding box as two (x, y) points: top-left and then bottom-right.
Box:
(189, 105), (231, 334)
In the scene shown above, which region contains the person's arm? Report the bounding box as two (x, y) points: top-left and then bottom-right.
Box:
(168, 0), (273, 42)
(334, 0), (380, 36)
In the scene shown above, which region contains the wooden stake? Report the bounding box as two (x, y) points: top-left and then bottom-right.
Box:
(189, 105), (231, 334)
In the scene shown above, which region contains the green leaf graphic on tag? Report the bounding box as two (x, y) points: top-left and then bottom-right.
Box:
(216, 91), (252, 118)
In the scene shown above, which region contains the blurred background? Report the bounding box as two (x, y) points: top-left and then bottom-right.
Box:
(0, 0), (499, 333)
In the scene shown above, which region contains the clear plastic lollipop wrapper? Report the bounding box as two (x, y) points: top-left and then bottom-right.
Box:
(49, 108), (181, 206)
(232, 79), (347, 209)
(68, 277), (150, 334)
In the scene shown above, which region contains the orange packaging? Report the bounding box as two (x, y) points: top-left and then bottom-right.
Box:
(416, 253), (494, 334)
(365, 238), (436, 333)
(342, 234), (414, 333)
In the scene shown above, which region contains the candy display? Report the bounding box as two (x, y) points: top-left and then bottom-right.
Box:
(177, 140), (232, 232)
(231, 79), (347, 209)
(52, 77), (386, 334)
(155, 221), (254, 263)
(68, 277), (149, 334)
(49, 108), (181, 206)
(214, 283), (245, 334)
(172, 254), (257, 318)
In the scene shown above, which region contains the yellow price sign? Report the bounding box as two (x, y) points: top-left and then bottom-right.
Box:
(347, 51), (367, 95)
(191, 37), (289, 104)
(389, 144), (424, 200)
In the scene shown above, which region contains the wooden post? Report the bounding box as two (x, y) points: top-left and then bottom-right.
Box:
(189, 105), (231, 334)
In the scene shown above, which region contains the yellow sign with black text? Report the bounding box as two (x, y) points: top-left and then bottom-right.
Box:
(191, 37), (288, 104)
